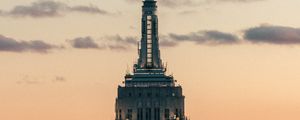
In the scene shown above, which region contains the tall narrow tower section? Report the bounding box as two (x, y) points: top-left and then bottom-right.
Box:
(115, 0), (186, 120)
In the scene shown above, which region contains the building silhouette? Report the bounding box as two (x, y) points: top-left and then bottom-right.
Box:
(115, 0), (186, 120)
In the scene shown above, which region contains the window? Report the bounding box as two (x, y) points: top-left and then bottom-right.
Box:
(147, 24), (152, 29)
(164, 109), (169, 119)
(154, 108), (160, 120)
(175, 109), (179, 118)
(147, 15), (152, 20)
(147, 21), (151, 25)
(127, 109), (133, 120)
(155, 93), (159, 97)
(128, 93), (132, 97)
(147, 93), (152, 97)
(137, 108), (143, 120)
(146, 108), (151, 120)
(119, 109), (122, 119)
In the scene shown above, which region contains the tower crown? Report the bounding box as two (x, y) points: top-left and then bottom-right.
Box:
(137, 0), (162, 69)
(124, 0), (175, 87)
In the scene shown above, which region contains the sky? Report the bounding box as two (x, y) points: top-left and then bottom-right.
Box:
(1, 0), (300, 120)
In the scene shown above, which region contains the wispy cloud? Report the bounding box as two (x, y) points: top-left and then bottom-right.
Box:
(105, 35), (138, 46)
(217, 0), (265, 2)
(68, 37), (104, 49)
(68, 31), (239, 50)
(168, 30), (240, 45)
(105, 35), (138, 50)
(125, 0), (265, 8)
(159, 35), (179, 47)
(68, 35), (138, 50)
(53, 76), (66, 83)
(0, 35), (63, 53)
(0, 1), (108, 18)
(178, 10), (198, 15)
(125, 0), (201, 8)
(17, 75), (40, 85)
(244, 25), (300, 45)
(17, 75), (67, 84)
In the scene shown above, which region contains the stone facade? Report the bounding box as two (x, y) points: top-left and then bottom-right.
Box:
(116, 86), (185, 120)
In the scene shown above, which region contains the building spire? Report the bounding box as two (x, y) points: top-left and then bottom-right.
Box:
(136, 0), (163, 69)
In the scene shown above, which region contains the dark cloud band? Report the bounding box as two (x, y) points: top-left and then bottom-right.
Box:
(0, 35), (62, 53)
(168, 30), (240, 45)
(244, 25), (300, 44)
(125, 0), (265, 8)
(0, 1), (108, 18)
(68, 37), (103, 49)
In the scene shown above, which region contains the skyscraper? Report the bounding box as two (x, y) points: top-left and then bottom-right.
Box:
(115, 0), (186, 120)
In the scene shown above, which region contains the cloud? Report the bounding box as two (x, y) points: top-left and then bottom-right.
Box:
(106, 34), (179, 49)
(125, 0), (265, 8)
(0, 35), (63, 53)
(168, 30), (240, 45)
(68, 31), (239, 50)
(126, 0), (200, 8)
(67, 24), (300, 51)
(108, 45), (128, 50)
(53, 76), (66, 83)
(106, 35), (138, 45)
(218, 0), (264, 2)
(0, 1), (108, 18)
(244, 25), (300, 44)
(104, 35), (138, 50)
(69, 5), (108, 14)
(68, 35), (138, 50)
(17, 75), (40, 85)
(178, 10), (198, 15)
(68, 37), (103, 49)
(159, 35), (179, 47)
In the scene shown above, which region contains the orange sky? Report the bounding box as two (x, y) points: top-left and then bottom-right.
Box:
(1, 0), (300, 120)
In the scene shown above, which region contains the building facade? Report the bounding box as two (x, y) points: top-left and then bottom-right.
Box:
(115, 0), (186, 120)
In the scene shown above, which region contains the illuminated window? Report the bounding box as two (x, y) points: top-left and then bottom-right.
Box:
(147, 16), (152, 20)
(147, 24), (152, 29)
(147, 20), (151, 24)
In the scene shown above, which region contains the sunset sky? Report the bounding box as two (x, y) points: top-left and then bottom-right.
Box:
(1, 0), (300, 120)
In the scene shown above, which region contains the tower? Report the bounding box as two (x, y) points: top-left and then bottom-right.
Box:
(115, 0), (186, 120)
